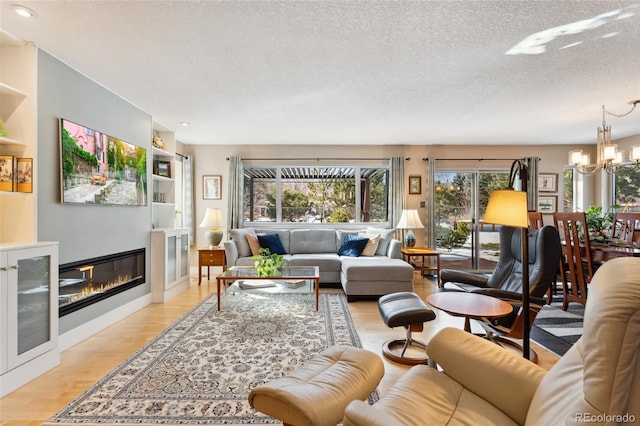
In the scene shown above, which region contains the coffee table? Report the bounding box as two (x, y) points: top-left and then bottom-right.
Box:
(426, 292), (512, 333)
(216, 266), (320, 311)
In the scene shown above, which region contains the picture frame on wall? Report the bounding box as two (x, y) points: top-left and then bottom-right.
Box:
(538, 173), (558, 192)
(0, 155), (14, 192)
(408, 175), (421, 194)
(537, 195), (557, 213)
(203, 175), (222, 200)
(153, 160), (171, 178)
(16, 158), (33, 193)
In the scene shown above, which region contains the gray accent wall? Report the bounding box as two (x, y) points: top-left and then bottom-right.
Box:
(36, 49), (152, 333)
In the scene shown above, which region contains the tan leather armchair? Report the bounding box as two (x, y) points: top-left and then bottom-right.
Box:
(344, 257), (640, 426)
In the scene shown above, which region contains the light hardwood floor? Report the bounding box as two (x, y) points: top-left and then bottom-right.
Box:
(0, 272), (559, 426)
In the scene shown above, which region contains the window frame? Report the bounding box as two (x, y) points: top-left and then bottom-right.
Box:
(242, 160), (391, 228)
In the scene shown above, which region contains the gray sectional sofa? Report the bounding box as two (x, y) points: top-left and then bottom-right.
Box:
(223, 227), (414, 301)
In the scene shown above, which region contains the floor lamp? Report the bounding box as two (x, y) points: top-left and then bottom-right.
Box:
(483, 160), (531, 360)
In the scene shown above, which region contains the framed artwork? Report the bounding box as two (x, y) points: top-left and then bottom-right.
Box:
(203, 175), (222, 200)
(538, 173), (557, 192)
(408, 175), (421, 194)
(16, 158), (32, 193)
(537, 195), (557, 213)
(0, 155), (14, 192)
(153, 160), (171, 178)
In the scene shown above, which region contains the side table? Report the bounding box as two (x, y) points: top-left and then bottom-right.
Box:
(198, 247), (226, 285)
(426, 292), (512, 333)
(401, 246), (441, 286)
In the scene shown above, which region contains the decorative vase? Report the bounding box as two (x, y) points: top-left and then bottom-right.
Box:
(404, 229), (416, 248)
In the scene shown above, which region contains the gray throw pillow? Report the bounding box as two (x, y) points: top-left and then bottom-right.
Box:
(229, 228), (256, 257)
(366, 226), (395, 256)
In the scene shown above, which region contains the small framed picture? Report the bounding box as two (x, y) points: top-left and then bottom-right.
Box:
(16, 158), (33, 193)
(408, 175), (421, 194)
(153, 160), (171, 178)
(537, 195), (557, 213)
(203, 175), (222, 200)
(0, 155), (14, 192)
(538, 173), (558, 192)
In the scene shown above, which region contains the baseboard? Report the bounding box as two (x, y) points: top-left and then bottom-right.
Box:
(59, 294), (152, 352)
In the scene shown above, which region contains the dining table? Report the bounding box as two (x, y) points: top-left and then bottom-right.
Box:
(589, 242), (640, 262)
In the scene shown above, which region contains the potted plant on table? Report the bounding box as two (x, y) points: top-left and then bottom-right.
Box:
(253, 248), (284, 277)
(585, 205), (619, 242)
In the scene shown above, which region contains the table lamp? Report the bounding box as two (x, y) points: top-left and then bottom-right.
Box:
(396, 209), (424, 248)
(199, 208), (223, 248)
(483, 159), (531, 360)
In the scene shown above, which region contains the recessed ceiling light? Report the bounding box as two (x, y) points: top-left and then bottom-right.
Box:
(180, 121), (190, 127)
(12, 4), (36, 18)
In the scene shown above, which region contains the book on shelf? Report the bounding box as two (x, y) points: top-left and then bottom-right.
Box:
(237, 279), (277, 290)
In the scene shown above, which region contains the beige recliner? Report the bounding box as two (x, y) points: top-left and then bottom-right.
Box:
(344, 257), (640, 426)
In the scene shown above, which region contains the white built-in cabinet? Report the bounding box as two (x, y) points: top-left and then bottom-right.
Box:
(150, 124), (190, 302)
(151, 228), (190, 303)
(0, 242), (59, 397)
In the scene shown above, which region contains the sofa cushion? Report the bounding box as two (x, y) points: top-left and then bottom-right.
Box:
(338, 234), (369, 257)
(290, 229), (338, 254)
(258, 233), (287, 255)
(366, 227), (396, 256)
(341, 258), (414, 281)
(229, 228), (256, 258)
(289, 254), (342, 271)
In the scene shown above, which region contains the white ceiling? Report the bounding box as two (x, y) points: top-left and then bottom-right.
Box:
(1, 0), (639, 146)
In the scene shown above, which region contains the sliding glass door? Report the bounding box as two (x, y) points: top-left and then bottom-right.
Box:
(434, 170), (509, 271)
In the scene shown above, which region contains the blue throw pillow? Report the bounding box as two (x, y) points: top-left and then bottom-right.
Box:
(338, 234), (369, 257)
(258, 233), (287, 255)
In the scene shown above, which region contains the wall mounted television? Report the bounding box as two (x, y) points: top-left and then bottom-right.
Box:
(60, 118), (147, 206)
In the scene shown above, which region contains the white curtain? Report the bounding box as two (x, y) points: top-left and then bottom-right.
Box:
(424, 157), (436, 249)
(389, 157), (405, 236)
(182, 155), (194, 243)
(227, 156), (244, 230)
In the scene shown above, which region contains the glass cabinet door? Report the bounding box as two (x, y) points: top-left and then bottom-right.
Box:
(178, 232), (189, 280)
(6, 244), (58, 371)
(166, 234), (177, 285)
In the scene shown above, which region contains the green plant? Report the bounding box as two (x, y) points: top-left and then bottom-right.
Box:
(253, 248), (284, 277)
(585, 205), (620, 242)
(436, 222), (470, 250)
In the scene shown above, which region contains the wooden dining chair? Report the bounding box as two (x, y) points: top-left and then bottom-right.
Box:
(553, 212), (595, 310)
(528, 211), (544, 230)
(610, 212), (640, 245)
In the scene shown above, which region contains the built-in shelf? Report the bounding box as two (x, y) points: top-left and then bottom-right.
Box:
(152, 174), (174, 182)
(152, 147), (173, 159)
(0, 136), (25, 146)
(0, 82), (27, 122)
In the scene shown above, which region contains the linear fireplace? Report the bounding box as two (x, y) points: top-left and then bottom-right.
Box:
(58, 248), (145, 317)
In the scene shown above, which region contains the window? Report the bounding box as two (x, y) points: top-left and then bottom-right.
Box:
(615, 167), (640, 212)
(563, 167), (574, 212)
(243, 163), (389, 224)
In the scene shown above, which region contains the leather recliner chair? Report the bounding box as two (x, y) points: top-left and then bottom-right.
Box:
(343, 257), (640, 425)
(440, 225), (561, 347)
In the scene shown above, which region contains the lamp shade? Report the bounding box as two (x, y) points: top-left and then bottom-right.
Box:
(483, 190), (528, 228)
(199, 208), (223, 248)
(396, 209), (425, 229)
(199, 208), (222, 228)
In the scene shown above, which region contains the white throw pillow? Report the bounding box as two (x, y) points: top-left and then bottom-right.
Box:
(358, 233), (381, 256)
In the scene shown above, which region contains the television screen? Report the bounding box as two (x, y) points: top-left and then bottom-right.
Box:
(60, 118), (147, 205)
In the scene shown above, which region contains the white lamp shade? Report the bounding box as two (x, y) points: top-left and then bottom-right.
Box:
(396, 209), (425, 229)
(483, 190), (528, 228)
(631, 146), (640, 161)
(199, 208), (223, 228)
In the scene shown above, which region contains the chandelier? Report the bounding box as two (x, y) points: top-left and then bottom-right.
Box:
(569, 99), (640, 175)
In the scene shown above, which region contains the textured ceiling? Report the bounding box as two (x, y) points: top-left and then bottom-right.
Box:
(1, 0), (639, 146)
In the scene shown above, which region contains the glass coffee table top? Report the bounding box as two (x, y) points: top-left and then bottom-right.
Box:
(216, 266), (320, 310)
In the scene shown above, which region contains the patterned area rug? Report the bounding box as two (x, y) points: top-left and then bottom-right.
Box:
(531, 300), (584, 356)
(44, 290), (370, 425)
